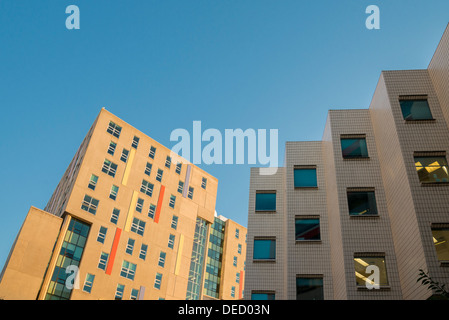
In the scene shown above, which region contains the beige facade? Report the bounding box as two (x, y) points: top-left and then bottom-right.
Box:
(0, 108), (245, 300)
(246, 23), (449, 300)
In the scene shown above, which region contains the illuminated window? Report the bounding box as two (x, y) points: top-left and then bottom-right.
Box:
(400, 96), (433, 120)
(431, 225), (449, 262)
(341, 136), (369, 159)
(354, 255), (388, 287)
(415, 155), (449, 183)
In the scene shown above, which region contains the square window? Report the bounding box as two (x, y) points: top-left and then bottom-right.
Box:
(140, 179), (154, 197)
(347, 190), (378, 216)
(81, 195), (99, 215)
(107, 121), (122, 138)
(120, 260), (136, 280)
(131, 217), (145, 236)
(253, 238), (276, 260)
(400, 97), (433, 120)
(295, 218), (320, 241)
(415, 155), (449, 183)
(255, 192), (276, 211)
(296, 277), (323, 300)
(341, 136), (369, 159)
(102, 159), (117, 177)
(354, 256), (388, 287)
(294, 167), (317, 188)
(130, 288), (139, 300)
(431, 226), (449, 262)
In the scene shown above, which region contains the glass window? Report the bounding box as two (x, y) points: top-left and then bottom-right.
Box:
(341, 137), (369, 159)
(156, 169), (163, 182)
(107, 121), (122, 138)
(107, 141), (117, 156)
(165, 156), (171, 168)
(136, 198), (144, 213)
(102, 159), (117, 177)
(201, 177), (207, 189)
(233, 256), (237, 267)
(431, 227), (449, 261)
(130, 288), (139, 300)
(126, 238), (135, 255)
(235, 228), (239, 239)
(97, 226), (107, 244)
(347, 190), (378, 216)
(120, 260), (136, 280)
(154, 273), (163, 289)
(400, 98), (433, 120)
(176, 162), (182, 174)
(188, 187), (194, 200)
(110, 208), (120, 224)
(354, 256), (388, 287)
(98, 252), (109, 270)
(140, 179), (154, 197)
(144, 162), (152, 176)
(295, 218), (320, 241)
(149, 146), (156, 159)
(115, 284), (125, 300)
(120, 148), (129, 163)
(158, 251), (166, 267)
(83, 273), (95, 293)
(88, 174), (98, 190)
(255, 192), (276, 211)
(231, 286), (235, 298)
(169, 195), (176, 209)
(81, 195), (99, 215)
(415, 156), (449, 183)
(251, 292), (275, 300)
(296, 277), (324, 300)
(109, 185), (119, 200)
(131, 217), (145, 236)
(148, 204), (156, 219)
(253, 238), (276, 260)
(132, 136), (140, 149)
(177, 181), (184, 194)
(168, 234), (175, 249)
(294, 168), (317, 188)
(171, 215), (178, 230)
(139, 244), (148, 260)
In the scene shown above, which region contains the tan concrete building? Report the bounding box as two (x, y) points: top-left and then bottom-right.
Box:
(246, 23), (449, 300)
(0, 108), (246, 300)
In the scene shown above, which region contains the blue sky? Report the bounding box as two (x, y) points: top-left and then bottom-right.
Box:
(0, 0), (448, 269)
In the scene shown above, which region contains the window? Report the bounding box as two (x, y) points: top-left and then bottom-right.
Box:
(130, 288), (139, 300)
(251, 292), (275, 300)
(188, 187), (194, 200)
(295, 217), (320, 241)
(431, 225), (449, 262)
(115, 284), (125, 300)
(102, 159), (117, 177)
(347, 189), (378, 216)
(83, 274), (95, 293)
(148, 204), (156, 219)
(201, 177), (207, 189)
(88, 174), (98, 190)
(236, 273), (240, 283)
(120, 260), (136, 280)
(253, 238), (276, 260)
(169, 195), (176, 208)
(97, 226), (107, 244)
(171, 215), (178, 230)
(231, 286), (235, 298)
(158, 251), (166, 267)
(81, 195), (99, 214)
(149, 146), (156, 159)
(168, 234), (175, 249)
(354, 255), (388, 287)
(107, 121), (121, 138)
(110, 208), (120, 224)
(139, 244), (148, 260)
(107, 141), (117, 156)
(235, 228), (240, 239)
(109, 185), (119, 200)
(120, 148), (129, 163)
(341, 136), (369, 159)
(156, 169), (163, 182)
(135, 198), (144, 213)
(176, 162), (182, 174)
(140, 179), (154, 196)
(400, 96), (433, 120)
(177, 181), (184, 194)
(132, 136), (140, 149)
(165, 156), (171, 168)
(154, 273), (163, 289)
(294, 167), (318, 188)
(233, 256), (237, 267)
(414, 155), (449, 183)
(131, 217), (146, 236)
(296, 277), (324, 300)
(145, 162), (152, 176)
(126, 238), (135, 255)
(98, 252), (109, 270)
(238, 244), (242, 254)
(255, 192), (276, 212)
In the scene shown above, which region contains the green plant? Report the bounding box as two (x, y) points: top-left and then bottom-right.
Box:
(417, 269), (449, 300)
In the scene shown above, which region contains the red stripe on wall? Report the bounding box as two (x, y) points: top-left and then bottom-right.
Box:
(154, 185), (165, 223)
(239, 271), (244, 299)
(106, 228), (122, 275)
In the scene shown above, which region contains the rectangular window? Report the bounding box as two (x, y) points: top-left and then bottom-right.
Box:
(253, 238), (276, 260)
(109, 185), (119, 200)
(120, 148), (129, 163)
(139, 244), (148, 260)
(131, 217), (146, 236)
(97, 226), (107, 244)
(201, 177), (207, 189)
(233, 256), (237, 267)
(354, 255), (388, 287)
(400, 96), (433, 120)
(295, 217), (320, 241)
(169, 195), (176, 208)
(177, 181), (184, 194)
(140, 179), (154, 197)
(168, 234), (175, 249)
(255, 192), (276, 212)
(102, 159), (117, 177)
(154, 273), (163, 289)
(341, 135), (369, 159)
(81, 195), (99, 215)
(126, 238), (135, 255)
(130, 288), (139, 300)
(145, 162), (152, 176)
(83, 273), (95, 293)
(115, 284), (125, 300)
(98, 252), (109, 270)
(158, 251), (166, 267)
(238, 243), (242, 254)
(294, 167), (318, 188)
(296, 276), (324, 300)
(136, 198), (144, 213)
(414, 155), (449, 183)
(235, 228), (240, 239)
(188, 187), (194, 200)
(431, 225), (449, 262)
(110, 208), (120, 224)
(107, 141), (117, 156)
(171, 215), (178, 230)
(231, 286), (235, 298)
(107, 121), (122, 138)
(120, 260), (137, 280)
(176, 162), (182, 174)
(88, 174), (98, 190)
(251, 291), (275, 300)
(165, 156), (171, 168)
(149, 146), (156, 159)
(156, 169), (163, 182)
(347, 189), (378, 216)
(132, 136), (140, 149)
(148, 204), (156, 219)
(236, 273), (240, 283)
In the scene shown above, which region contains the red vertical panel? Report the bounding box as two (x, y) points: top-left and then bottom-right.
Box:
(239, 271), (244, 299)
(154, 185), (165, 223)
(106, 228), (122, 275)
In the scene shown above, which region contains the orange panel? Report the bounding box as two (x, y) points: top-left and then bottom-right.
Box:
(154, 185), (165, 223)
(106, 228), (122, 275)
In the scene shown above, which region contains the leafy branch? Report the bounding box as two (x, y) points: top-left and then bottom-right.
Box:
(417, 269), (449, 300)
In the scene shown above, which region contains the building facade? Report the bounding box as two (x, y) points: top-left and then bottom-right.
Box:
(0, 108), (246, 300)
(245, 24), (449, 300)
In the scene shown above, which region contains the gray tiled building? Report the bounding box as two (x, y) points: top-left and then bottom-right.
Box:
(245, 23), (449, 300)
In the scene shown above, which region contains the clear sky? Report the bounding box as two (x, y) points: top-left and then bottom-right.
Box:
(0, 0), (448, 270)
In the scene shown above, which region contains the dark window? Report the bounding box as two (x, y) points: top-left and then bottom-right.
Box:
(347, 190), (378, 216)
(251, 292), (275, 300)
(341, 136), (369, 159)
(295, 218), (320, 241)
(296, 277), (324, 300)
(400, 97), (433, 120)
(255, 192), (276, 211)
(294, 167), (317, 188)
(253, 238), (276, 260)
